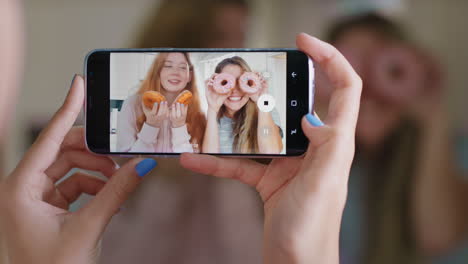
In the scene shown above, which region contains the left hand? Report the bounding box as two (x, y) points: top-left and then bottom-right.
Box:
(170, 102), (188, 128)
(0, 75), (155, 264)
(248, 72), (268, 103)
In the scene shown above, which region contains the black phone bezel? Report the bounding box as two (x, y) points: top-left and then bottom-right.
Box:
(85, 48), (313, 157)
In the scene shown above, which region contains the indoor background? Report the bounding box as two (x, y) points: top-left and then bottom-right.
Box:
(2, 0), (468, 263)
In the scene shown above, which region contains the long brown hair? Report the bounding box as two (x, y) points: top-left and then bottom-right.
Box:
(136, 52), (206, 147)
(215, 56), (258, 153)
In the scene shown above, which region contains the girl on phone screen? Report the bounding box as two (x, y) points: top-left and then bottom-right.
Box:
(203, 56), (283, 154)
(117, 52), (206, 153)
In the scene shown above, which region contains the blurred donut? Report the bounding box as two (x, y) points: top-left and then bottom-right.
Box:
(369, 45), (425, 104)
(213, 73), (236, 94)
(142, 91), (166, 109)
(239, 72), (261, 94)
(175, 90), (193, 105)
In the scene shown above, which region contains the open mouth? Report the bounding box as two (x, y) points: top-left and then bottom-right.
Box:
(168, 79), (181, 85)
(228, 96), (242, 102)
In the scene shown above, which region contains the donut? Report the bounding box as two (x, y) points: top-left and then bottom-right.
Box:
(142, 91), (166, 109)
(239, 72), (261, 94)
(369, 45), (425, 104)
(213, 73), (236, 94)
(175, 90), (193, 105)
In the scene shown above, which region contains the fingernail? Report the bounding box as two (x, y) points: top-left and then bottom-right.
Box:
(70, 74), (77, 88)
(305, 113), (324, 127)
(135, 158), (157, 177)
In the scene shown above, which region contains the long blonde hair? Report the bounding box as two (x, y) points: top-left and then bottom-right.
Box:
(215, 56), (258, 153)
(136, 52), (206, 147)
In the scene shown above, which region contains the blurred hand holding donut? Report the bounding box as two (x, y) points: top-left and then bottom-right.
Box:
(205, 73), (232, 113)
(241, 72), (268, 102)
(140, 100), (169, 128)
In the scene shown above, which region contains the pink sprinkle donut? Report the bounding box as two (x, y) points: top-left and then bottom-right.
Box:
(239, 72), (261, 94)
(213, 73), (236, 94)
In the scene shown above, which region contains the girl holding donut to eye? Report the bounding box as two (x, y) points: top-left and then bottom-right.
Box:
(117, 52), (206, 153)
(203, 56), (283, 154)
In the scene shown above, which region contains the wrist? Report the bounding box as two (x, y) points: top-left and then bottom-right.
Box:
(207, 107), (219, 117)
(146, 120), (161, 128)
(171, 122), (185, 128)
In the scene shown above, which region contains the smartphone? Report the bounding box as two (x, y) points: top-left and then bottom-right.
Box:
(85, 48), (314, 157)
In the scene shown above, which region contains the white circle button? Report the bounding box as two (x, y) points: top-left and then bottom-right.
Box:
(257, 94), (276, 113)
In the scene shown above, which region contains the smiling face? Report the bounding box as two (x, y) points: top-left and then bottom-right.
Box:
(160, 53), (191, 93)
(221, 64), (250, 114)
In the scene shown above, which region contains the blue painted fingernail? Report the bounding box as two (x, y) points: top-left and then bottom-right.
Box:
(135, 159), (157, 177)
(306, 113), (324, 127)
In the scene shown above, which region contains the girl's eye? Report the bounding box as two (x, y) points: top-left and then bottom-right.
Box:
(164, 65), (173, 69)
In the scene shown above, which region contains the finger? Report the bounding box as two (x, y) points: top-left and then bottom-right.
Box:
(171, 105), (177, 120)
(59, 126), (86, 151)
(176, 103), (181, 117)
(45, 150), (118, 183)
(151, 103), (159, 115)
(183, 104), (188, 116)
(296, 33), (362, 131)
(180, 153), (266, 187)
(141, 100), (150, 114)
(18, 75), (85, 175)
(56, 172), (106, 205)
(79, 158), (157, 230)
(158, 102), (167, 117)
(301, 114), (331, 151)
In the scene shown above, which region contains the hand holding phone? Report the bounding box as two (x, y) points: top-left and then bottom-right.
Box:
(181, 33), (362, 264)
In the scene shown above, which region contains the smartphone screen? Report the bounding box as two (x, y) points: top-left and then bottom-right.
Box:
(85, 49), (314, 157)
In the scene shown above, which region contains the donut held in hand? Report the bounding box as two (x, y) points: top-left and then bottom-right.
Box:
(213, 73), (236, 94)
(142, 91), (166, 108)
(175, 90), (193, 105)
(370, 45), (425, 104)
(239, 72), (261, 94)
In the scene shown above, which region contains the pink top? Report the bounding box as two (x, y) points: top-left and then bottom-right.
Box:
(117, 94), (194, 153)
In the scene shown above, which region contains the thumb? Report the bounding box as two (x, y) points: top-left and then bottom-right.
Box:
(79, 158), (157, 230)
(301, 113), (330, 150)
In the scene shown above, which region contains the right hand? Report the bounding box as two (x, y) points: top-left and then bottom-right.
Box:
(205, 74), (230, 113)
(141, 101), (168, 128)
(181, 33), (362, 264)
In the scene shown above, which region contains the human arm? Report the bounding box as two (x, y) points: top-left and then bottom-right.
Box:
(250, 73), (283, 153)
(257, 111), (283, 154)
(411, 106), (468, 254)
(202, 75), (229, 153)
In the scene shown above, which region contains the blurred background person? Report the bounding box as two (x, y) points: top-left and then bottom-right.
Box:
(316, 13), (468, 264)
(5, 0), (468, 264)
(99, 1), (265, 264)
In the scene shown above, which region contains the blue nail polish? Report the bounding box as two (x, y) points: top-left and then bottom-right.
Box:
(135, 159), (157, 177)
(306, 113), (324, 127)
